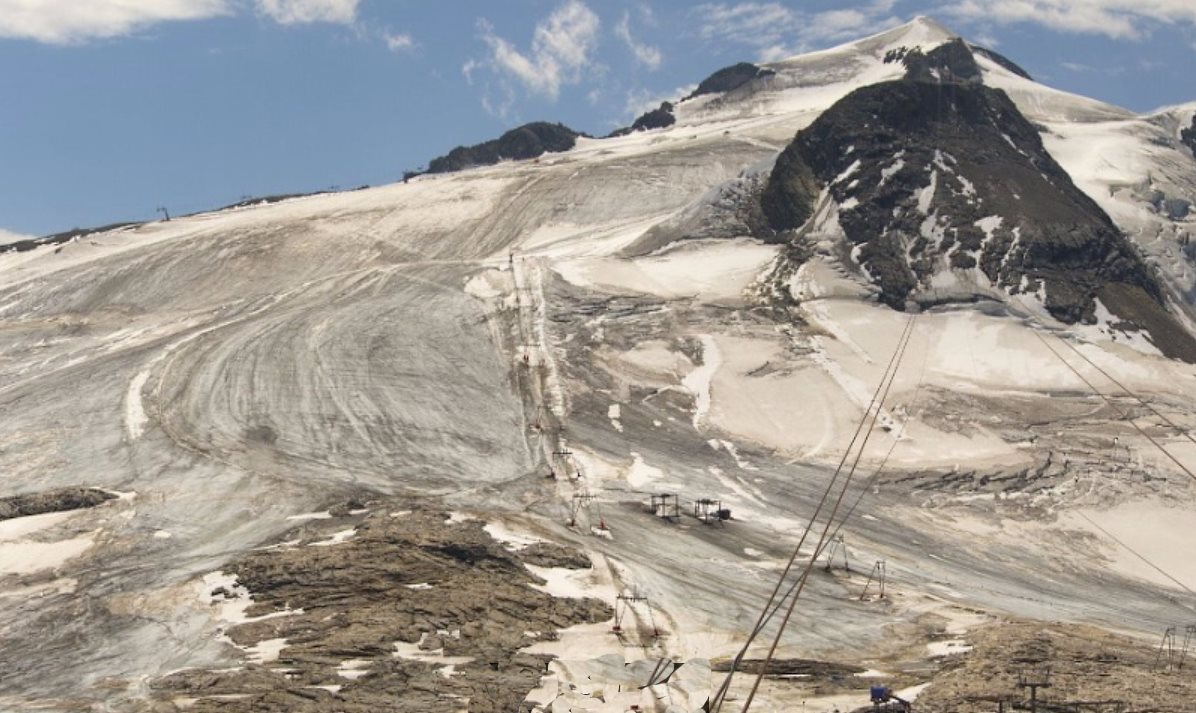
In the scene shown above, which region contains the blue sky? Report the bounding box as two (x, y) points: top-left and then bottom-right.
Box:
(2, 0), (1195, 238)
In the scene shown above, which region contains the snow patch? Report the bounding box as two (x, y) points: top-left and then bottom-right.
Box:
(681, 334), (722, 429)
(834, 159), (862, 184)
(308, 528), (356, 547)
(608, 403), (623, 433)
(626, 453), (665, 488)
(917, 170), (938, 214)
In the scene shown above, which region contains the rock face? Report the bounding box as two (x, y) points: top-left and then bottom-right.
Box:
(427, 122), (582, 174)
(684, 62), (773, 100)
(760, 41), (1196, 360)
(0, 487), (115, 520)
(150, 503), (610, 712)
(1182, 114), (1196, 159)
(610, 102), (676, 136)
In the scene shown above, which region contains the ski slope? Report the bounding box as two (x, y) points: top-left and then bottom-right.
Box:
(2, 16), (1196, 713)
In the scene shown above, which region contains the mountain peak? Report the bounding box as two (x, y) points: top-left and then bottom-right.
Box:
(871, 15), (959, 48)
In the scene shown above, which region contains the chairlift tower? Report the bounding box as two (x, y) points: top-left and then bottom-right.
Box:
(649, 493), (680, 520)
(552, 447), (576, 479)
(1180, 624), (1196, 670)
(1155, 626), (1178, 671)
(823, 533), (850, 572)
(1017, 668), (1052, 713)
(612, 587), (660, 639)
(859, 560), (887, 600)
(568, 491), (606, 532)
(692, 498), (730, 525)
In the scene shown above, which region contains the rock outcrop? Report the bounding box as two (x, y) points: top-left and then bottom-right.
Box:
(1182, 113), (1196, 159)
(684, 62), (774, 100)
(427, 122), (582, 174)
(609, 102), (676, 136)
(151, 503), (610, 712)
(0, 487), (116, 520)
(760, 41), (1196, 360)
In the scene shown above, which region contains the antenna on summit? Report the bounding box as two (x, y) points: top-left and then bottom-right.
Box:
(156, 206), (171, 222)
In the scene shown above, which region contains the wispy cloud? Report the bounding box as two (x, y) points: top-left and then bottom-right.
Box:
(0, 227), (33, 245)
(942, 0), (1196, 41)
(615, 10), (662, 70)
(972, 32), (1000, 47)
(622, 84), (695, 122)
(255, 0), (359, 26)
(383, 31), (414, 52)
(1061, 60), (1095, 72)
(0, 0), (230, 43)
(693, 1), (901, 61)
(475, 0), (601, 101)
(0, 0), (364, 44)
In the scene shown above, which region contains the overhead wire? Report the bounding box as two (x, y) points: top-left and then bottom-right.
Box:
(1052, 334), (1196, 448)
(1031, 329), (1196, 484)
(735, 314), (918, 713)
(707, 314), (917, 711)
(1074, 511), (1196, 599)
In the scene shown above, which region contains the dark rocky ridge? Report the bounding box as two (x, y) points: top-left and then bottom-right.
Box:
(1182, 113), (1196, 159)
(427, 122), (582, 174)
(1, 223), (140, 254)
(684, 62), (774, 100)
(0, 487), (116, 520)
(609, 102), (676, 137)
(762, 40), (1196, 361)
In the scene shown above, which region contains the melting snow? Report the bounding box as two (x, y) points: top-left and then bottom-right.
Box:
(917, 170), (938, 214)
(834, 159), (862, 184)
(308, 528), (356, 547)
(608, 403), (623, 433)
(681, 335), (721, 429)
(626, 453), (665, 488)
(879, 157), (906, 185)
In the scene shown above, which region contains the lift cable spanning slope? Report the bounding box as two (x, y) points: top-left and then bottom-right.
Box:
(710, 314), (919, 713)
(1032, 330), (1196, 485)
(737, 315), (918, 713)
(707, 315), (918, 711)
(1074, 511), (1196, 601)
(1052, 334), (1196, 449)
(750, 342), (932, 638)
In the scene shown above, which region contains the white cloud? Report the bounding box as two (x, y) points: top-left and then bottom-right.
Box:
(0, 0), (229, 43)
(0, 228), (33, 245)
(384, 31), (413, 52)
(693, 1), (901, 60)
(477, 0), (601, 100)
(1061, 60), (1095, 71)
(622, 84), (695, 121)
(615, 11), (662, 70)
(255, 0), (358, 26)
(943, 0), (1196, 41)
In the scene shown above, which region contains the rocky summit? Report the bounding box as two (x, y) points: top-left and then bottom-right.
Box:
(426, 122), (582, 174)
(761, 39), (1196, 359)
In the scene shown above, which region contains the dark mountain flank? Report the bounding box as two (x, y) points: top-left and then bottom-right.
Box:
(427, 122), (582, 174)
(685, 62), (775, 100)
(762, 40), (1196, 360)
(1182, 114), (1196, 159)
(609, 102), (676, 137)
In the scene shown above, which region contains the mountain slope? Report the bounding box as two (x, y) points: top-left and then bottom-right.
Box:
(4, 16), (1196, 713)
(757, 39), (1196, 360)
